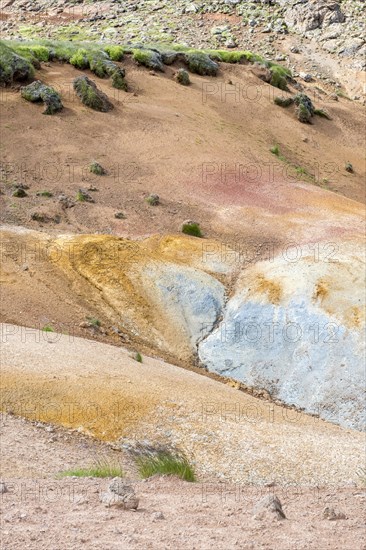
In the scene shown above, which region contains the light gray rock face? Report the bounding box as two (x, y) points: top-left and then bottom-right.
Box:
(141, 262), (226, 350)
(198, 244), (365, 431)
(283, 0), (345, 32)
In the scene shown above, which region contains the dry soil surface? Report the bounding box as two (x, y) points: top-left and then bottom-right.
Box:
(1, 416), (366, 550)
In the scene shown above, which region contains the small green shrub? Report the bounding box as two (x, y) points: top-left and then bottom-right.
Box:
(16, 45), (50, 62)
(345, 162), (354, 173)
(89, 162), (105, 176)
(70, 48), (89, 70)
(176, 68), (190, 86)
(146, 193), (160, 206)
(42, 325), (54, 332)
(112, 69), (127, 90)
(76, 189), (94, 203)
(270, 145), (280, 156)
(270, 68), (288, 91)
(182, 222), (202, 238)
(104, 45), (124, 61)
(134, 352), (143, 363)
(136, 452), (195, 482)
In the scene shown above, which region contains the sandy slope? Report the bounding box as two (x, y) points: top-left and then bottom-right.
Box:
(1, 323), (364, 487)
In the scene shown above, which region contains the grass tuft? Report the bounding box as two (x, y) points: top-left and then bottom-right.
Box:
(182, 222), (202, 238)
(136, 452), (196, 482)
(58, 457), (124, 479)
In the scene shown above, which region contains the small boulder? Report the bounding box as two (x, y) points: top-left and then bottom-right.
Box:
(0, 42), (34, 86)
(73, 76), (113, 112)
(21, 81), (63, 115)
(185, 53), (219, 76)
(322, 507), (347, 521)
(294, 93), (314, 123)
(101, 478), (139, 510)
(253, 495), (286, 521)
(300, 72), (313, 83)
(114, 211), (126, 219)
(151, 511), (165, 521)
(132, 49), (164, 72)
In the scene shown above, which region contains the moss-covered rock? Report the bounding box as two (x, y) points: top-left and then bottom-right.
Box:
(0, 41), (34, 86)
(73, 75), (113, 112)
(20, 80), (63, 115)
(160, 51), (180, 65)
(176, 68), (190, 86)
(274, 96), (294, 107)
(132, 49), (164, 71)
(185, 53), (219, 76)
(294, 93), (314, 123)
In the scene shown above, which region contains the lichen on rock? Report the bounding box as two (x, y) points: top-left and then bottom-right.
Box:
(20, 80), (63, 115)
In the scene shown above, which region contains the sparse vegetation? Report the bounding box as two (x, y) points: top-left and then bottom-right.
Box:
(42, 325), (54, 332)
(76, 188), (95, 203)
(134, 352), (143, 363)
(345, 162), (354, 173)
(58, 457), (124, 479)
(135, 451), (196, 482)
(87, 317), (101, 327)
(274, 96), (294, 108)
(69, 48), (89, 70)
(89, 161), (105, 176)
(182, 222), (203, 238)
(104, 44), (125, 61)
(36, 190), (53, 197)
(356, 467), (366, 486)
(270, 144), (280, 156)
(314, 108), (331, 119)
(146, 193), (160, 206)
